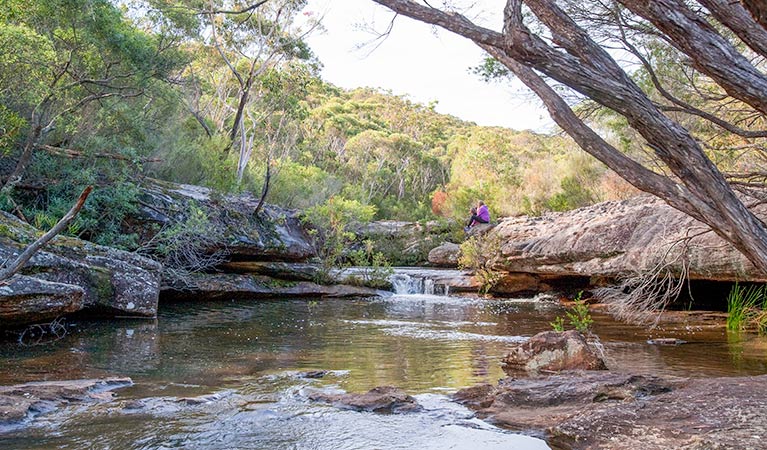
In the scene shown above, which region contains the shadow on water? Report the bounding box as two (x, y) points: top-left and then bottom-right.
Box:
(2, 293), (767, 449)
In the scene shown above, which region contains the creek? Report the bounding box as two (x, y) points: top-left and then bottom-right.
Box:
(2, 270), (767, 449)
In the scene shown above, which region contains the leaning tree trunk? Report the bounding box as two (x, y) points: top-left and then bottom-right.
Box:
(371, 0), (767, 273)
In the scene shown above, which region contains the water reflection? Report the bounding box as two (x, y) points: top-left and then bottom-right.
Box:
(3, 294), (767, 449)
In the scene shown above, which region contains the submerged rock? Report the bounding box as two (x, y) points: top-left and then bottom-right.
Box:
(502, 330), (608, 374)
(0, 378), (132, 431)
(309, 386), (422, 413)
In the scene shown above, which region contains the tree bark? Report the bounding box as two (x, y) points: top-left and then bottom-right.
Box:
(698, 0), (767, 59)
(371, 0), (767, 273)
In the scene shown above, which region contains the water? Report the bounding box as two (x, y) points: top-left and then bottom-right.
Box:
(2, 292), (767, 449)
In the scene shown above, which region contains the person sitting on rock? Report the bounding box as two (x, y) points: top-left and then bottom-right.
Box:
(465, 201), (490, 231)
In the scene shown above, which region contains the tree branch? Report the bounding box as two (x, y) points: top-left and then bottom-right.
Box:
(0, 186), (93, 282)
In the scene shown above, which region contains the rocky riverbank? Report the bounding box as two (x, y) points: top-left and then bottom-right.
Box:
(454, 371), (767, 450)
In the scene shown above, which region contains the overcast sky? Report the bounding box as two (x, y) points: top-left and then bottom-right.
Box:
(302, 0), (554, 133)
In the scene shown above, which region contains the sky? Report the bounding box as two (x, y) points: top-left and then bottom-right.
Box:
(301, 0), (554, 133)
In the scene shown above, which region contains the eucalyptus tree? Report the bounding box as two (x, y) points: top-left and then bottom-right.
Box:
(371, 0), (767, 273)
(0, 0), (182, 192)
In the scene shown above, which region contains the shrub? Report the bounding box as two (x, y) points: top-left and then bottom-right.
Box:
(458, 234), (502, 295)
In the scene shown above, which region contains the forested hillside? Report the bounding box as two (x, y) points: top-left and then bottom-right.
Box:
(8, 0), (751, 252)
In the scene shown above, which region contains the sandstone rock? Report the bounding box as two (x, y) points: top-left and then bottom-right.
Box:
(218, 261), (321, 281)
(502, 330), (608, 374)
(0, 212), (162, 327)
(0, 378), (132, 430)
(162, 272), (385, 301)
(0, 275), (83, 327)
(490, 195), (767, 282)
(455, 372), (680, 431)
(309, 386), (422, 413)
(427, 242), (461, 267)
(135, 179), (314, 262)
(455, 372), (767, 449)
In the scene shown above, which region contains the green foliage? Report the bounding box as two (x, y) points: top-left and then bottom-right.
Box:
(347, 240), (394, 289)
(726, 283), (767, 333)
(566, 291), (594, 333)
(550, 316), (565, 332)
(458, 234), (503, 295)
(304, 196), (376, 284)
(552, 291), (594, 333)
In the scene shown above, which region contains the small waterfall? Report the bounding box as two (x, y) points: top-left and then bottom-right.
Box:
(389, 271), (447, 296)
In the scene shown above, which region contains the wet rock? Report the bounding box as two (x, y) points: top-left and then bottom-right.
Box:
(162, 272), (385, 300)
(298, 370), (329, 379)
(502, 330), (608, 374)
(428, 242), (461, 267)
(309, 386), (422, 413)
(0, 378), (132, 430)
(456, 372), (767, 449)
(646, 338), (687, 346)
(0, 275), (84, 327)
(548, 374), (767, 449)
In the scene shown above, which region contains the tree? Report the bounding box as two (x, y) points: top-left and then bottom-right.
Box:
(371, 0), (767, 273)
(0, 0), (181, 192)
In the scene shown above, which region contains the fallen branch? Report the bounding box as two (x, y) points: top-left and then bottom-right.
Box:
(0, 186), (93, 281)
(40, 145), (162, 164)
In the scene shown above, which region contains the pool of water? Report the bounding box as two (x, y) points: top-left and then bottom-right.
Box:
(2, 293), (767, 449)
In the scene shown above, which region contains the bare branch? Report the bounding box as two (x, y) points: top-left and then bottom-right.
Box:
(0, 186), (93, 281)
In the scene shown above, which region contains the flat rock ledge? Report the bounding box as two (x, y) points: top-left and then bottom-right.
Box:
(309, 386), (422, 413)
(0, 377), (133, 432)
(454, 372), (767, 450)
(162, 272), (387, 301)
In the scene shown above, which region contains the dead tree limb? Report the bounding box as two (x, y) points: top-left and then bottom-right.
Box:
(0, 186), (93, 282)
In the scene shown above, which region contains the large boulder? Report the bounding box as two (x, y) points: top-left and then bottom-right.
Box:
(0, 212), (162, 327)
(502, 330), (608, 374)
(134, 179), (314, 262)
(352, 220), (459, 266)
(490, 195), (767, 282)
(427, 242), (461, 267)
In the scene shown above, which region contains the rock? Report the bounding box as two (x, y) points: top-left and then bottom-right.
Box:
(502, 330), (608, 374)
(454, 372), (682, 432)
(0, 212), (162, 328)
(646, 338), (687, 346)
(427, 242), (461, 267)
(0, 275), (83, 327)
(456, 372), (767, 449)
(490, 195), (767, 282)
(0, 378), (132, 431)
(549, 374), (767, 450)
(161, 272), (386, 301)
(352, 220), (458, 266)
(135, 179), (314, 262)
(309, 386), (422, 413)
(298, 370), (329, 379)
(218, 261), (322, 281)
